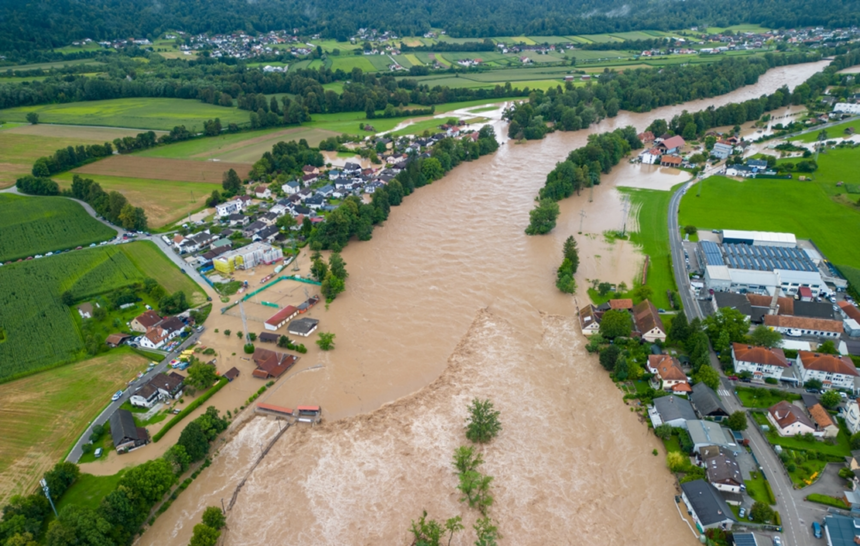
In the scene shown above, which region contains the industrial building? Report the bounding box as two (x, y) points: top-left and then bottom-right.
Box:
(698, 231), (830, 297)
(213, 242), (283, 273)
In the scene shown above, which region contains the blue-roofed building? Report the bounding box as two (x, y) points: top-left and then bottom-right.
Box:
(731, 532), (761, 546)
(824, 514), (860, 546)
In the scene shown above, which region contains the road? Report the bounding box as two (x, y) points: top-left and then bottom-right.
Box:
(65, 329), (206, 463)
(667, 166), (817, 546)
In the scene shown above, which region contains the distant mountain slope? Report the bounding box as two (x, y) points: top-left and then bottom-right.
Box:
(2, 0), (859, 52)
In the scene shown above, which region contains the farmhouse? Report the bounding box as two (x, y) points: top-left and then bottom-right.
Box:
(578, 305), (601, 335)
(795, 351), (859, 391)
(131, 310), (162, 333)
(768, 400), (816, 436)
(680, 480), (737, 532)
(288, 317), (319, 337)
(110, 409), (149, 453)
(264, 305), (299, 331)
(213, 242), (283, 273)
(703, 450), (744, 494)
(633, 300), (666, 342)
(731, 343), (789, 382)
(647, 354), (689, 393)
(251, 347), (297, 379)
(657, 135), (686, 154)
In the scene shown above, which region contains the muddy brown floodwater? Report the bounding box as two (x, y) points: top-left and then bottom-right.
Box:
(139, 61), (828, 546)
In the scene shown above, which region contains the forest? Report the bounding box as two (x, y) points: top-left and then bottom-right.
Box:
(2, 0), (860, 52)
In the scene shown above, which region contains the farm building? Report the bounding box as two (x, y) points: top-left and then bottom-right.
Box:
(105, 333), (132, 347)
(224, 367), (240, 381)
(264, 305), (299, 331)
(213, 242), (283, 273)
(131, 310), (162, 333)
(110, 409), (150, 453)
(251, 348), (297, 379)
(288, 317), (319, 337)
(259, 332), (280, 343)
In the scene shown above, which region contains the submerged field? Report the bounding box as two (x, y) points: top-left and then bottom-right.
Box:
(0, 98), (249, 131)
(54, 172), (215, 228)
(0, 194), (116, 262)
(0, 348), (148, 505)
(0, 241), (204, 382)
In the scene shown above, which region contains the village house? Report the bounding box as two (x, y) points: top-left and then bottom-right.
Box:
(691, 382), (730, 421)
(687, 420), (737, 453)
(795, 351), (859, 391)
(768, 400), (816, 436)
(131, 310), (162, 333)
(808, 403), (839, 438)
(149, 371), (185, 399)
(731, 343), (789, 382)
(139, 317), (185, 350)
(639, 147), (662, 164)
(704, 449), (745, 494)
(651, 395), (697, 428)
(647, 354), (690, 394)
(578, 305), (601, 335)
(711, 141), (734, 159)
(129, 383), (160, 408)
(253, 185), (272, 199)
(660, 155), (683, 167)
(633, 300), (666, 342)
(680, 480), (737, 532)
(657, 135), (686, 154)
(282, 181), (301, 195)
(110, 409), (149, 453)
(216, 199), (245, 217)
(251, 347), (297, 379)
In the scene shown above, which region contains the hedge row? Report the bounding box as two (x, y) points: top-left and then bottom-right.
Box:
(765, 480), (776, 504)
(153, 377), (229, 442)
(807, 493), (849, 509)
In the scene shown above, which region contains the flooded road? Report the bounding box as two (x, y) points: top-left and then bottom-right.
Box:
(140, 60), (828, 545)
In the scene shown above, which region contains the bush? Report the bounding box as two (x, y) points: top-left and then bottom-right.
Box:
(465, 399), (502, 443)
(764, 377), (778, 385)
(152, 378), (229, 442)
(243, 343), (255, 354)
(764, 480), (776, 504)
(807, 493), (849, 509)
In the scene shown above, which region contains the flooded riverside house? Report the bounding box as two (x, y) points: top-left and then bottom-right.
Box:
(137, 61), (828, 545)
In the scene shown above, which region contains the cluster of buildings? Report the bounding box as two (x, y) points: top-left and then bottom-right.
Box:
(129, 309), (191, 351)
(637, 134), (687, 166)
(578, 298), (667, 342)
(724, 158), (776, 177)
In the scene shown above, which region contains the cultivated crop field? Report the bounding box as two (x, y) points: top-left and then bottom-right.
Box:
(72, 155), (252, 183)
(0, 194), (116, 262)
(0, 98), (250, 131)
(54, 172), (216, 228)
(0, 348), (148, 505)
(0, 241), (205, 381)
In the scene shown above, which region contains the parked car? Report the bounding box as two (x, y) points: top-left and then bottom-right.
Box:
(806, 388), (820, 394)
(812, 521), (822, 538)
(111, 390), (123, 401)
(772, 537), (782, 546)
(94, 447), (103, 458)
(785, 328), (801, 337)
(727, 375), (739, 381)
(738, 508), (746, 519)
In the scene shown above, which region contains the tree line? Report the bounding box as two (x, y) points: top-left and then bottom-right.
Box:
(2, 0), (860, 52)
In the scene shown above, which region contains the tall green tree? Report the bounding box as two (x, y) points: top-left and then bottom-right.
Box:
(563, 235), (579, 273)
(465, 399), (501, 443)
(748, 325), (782, 348)
(525, 199), (560, 235)
(599, 310), (632, 339)
(222, 168), (242, 195)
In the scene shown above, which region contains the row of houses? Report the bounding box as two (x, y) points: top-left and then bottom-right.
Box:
(731, 342), (859, 390)
(578, 299), (667, 342)
(130, 310), (189, 350)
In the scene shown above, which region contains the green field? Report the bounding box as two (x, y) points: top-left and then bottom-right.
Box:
(54, 172), (217, 228)
(0, 241), (204, 382)
(0, 349), (146, 505)
(621, 187), (676, 309)
(329, 56), (377, 73)
(0, 194), (117, 262)
(56, 471), (128, 512)
(0, 98), (249, 131)
(679, 148), (860, 286)
(791, 120), (860, 143)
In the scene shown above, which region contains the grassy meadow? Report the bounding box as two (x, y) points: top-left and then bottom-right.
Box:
(0, 98), (249, 131)
(621, 187), (676, 309)
(0, 348), (148, 505)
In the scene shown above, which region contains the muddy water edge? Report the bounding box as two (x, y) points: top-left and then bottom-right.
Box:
(138, 61), (828, 546)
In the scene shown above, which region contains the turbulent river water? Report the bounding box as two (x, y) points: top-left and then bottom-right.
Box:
(138, 60), (828, 546)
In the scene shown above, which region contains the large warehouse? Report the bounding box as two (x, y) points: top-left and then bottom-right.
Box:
(699, 235), (828, 297)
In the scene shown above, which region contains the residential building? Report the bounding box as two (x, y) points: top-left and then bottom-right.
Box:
(253, 185), (272, 199)
(633, 300), (666, 342)
(764, 315), (843, 338)
(809, 403), (839, 438)
(282, 181), (301, 195)
(691, 382), (730, 421)
(578, 305), (600, 336)
(639, 148), (661, 164)
(711, 141), (734, 159)
(651, 395), (697, 428)
(731, 343), (789, 382)
(288, 317), (319, 337)
(77, 302), (93, 319)
(796, 351), (859, 391)
(657, 135), (686, 154)
(213, 242), (283, 273)
(768, 400), (816, 436)
(131, 310), (162, 333)
(149, 372), (185, 399)
(264, 305), (299, 331)
(251, 348), (297, 379)
(243, 220), (267, 238)
(227, 213), (250, 227)
(129, 383), (160, 408)
(846, 400), (860, 435)
(686, 420), (737, 453)
(224, 367), (240, 381)
(647, 354), (690, 393)
(704, 450), (744, 493)
(110, 409), (149, 452)
(216, 199), (245, 217)
(680, 480), (737, 532)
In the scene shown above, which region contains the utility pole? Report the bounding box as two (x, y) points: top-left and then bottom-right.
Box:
(579, 209), (586, 233)
(620, 198), (630, 237)
(40, 479), (58, 517)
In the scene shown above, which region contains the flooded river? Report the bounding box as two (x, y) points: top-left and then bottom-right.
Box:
(139, 60), (828, 545)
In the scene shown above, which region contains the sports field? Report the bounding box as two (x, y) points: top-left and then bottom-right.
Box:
(54, 172), (215, 228)
(137, 126), (340, 163)
(0, 194), (116, 262)
(0, 348), (148, 505)
(73, 155), (252, 183)
(0, 98), (249, 131)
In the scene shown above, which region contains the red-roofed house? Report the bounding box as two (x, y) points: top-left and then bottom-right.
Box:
(796, 351), (859, 391)
(633, 300), (666, 342)
(264, 305), (299, 331)
(768, 400), (815, 437)
(648, 354), (689, 393)
(609, 299), (633, 311)
(131, 310), (162, 333)
(731, 343), (789, 383)
(251, 348), (297, 379)
(657, 135), (686, 154)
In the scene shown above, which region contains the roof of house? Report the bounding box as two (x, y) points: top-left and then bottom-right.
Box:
(661, 155), (683, 165)
(839, 301), (860, 322)
(732, 343), (789, 367)
(680, 479), (736, 526)
(149, 372), (184, 393)
(252, 347), (297, 378)
(134, 310), (162, 329)
(579, 305), (600, 329)
(691, 382), (729, 417)
(288, 317), (319, 335)
(135, 383), (158, 400)
(794, 301), (838, 320)
(633, 300), (665, 334)
(799, 351), (859, 376)
(159, 316), (185, 334)
(823, 515), (860, 546)
(78, 302), (93, 315)
(687, 420), (734, 448)
(609, 299), (633, 310)
(808, 403), (836, 429)
(769, 400), (815, 431)
(705, 452), (744, 486)
(650, 354), (687, 381)
(265, 305), (299, 327)
(763, 315), (843, 333)
(224, 367), (240, 380)
(258, 332), (280, 343)
(105, 333), (131, 345)
(660, 135), (686, 150)
(110, 409), (141, 445)
(653, 395), (697, 422)
(144, 327), (169, 346)
(714, 292), (753, 316)
(746, 294), (794, 315)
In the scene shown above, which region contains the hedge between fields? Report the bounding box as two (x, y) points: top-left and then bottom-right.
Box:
(152, 377), (228, 442)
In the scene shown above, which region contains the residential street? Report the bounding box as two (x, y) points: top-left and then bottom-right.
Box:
(65, 329), (205, 463)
